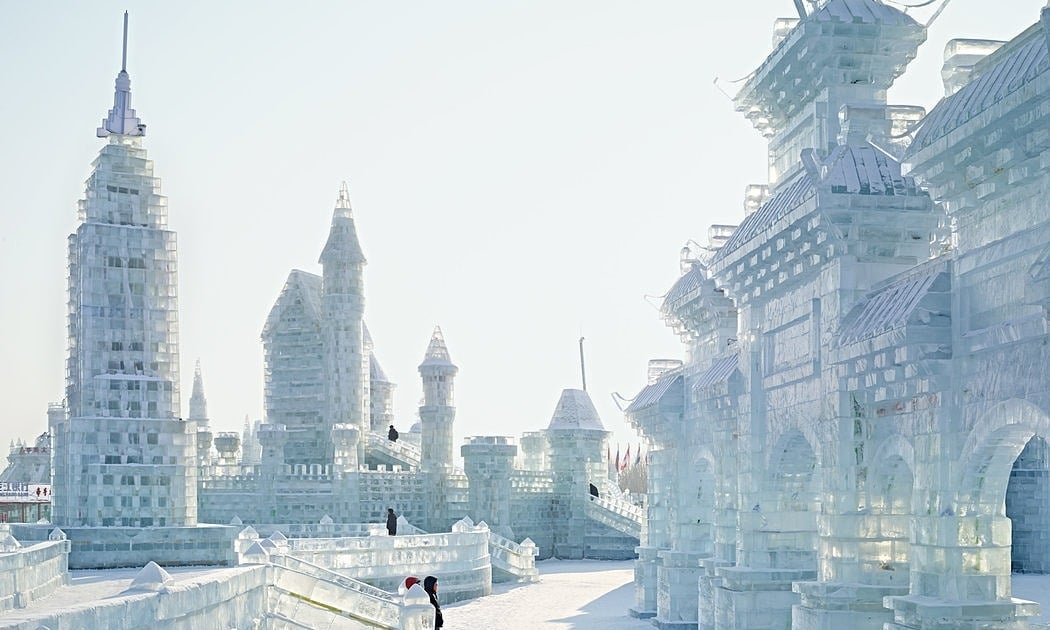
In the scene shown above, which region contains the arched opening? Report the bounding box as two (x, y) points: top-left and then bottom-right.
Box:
(866, 453), (912, 581)
(763, 430), (821, 572)
(677, 456), (716, 553)
(770, 431), (820, 513)
(1006, 436), (1050, 573)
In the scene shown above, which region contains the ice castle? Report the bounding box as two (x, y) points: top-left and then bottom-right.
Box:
(626, 1), (1050, 628)
(11, 11), (642, 575)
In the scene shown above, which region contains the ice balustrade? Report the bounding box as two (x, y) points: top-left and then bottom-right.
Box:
(269, 554), (403, 629)
(258, 518), (492, 603)
(484, 525), (539, 582)
(366, 431), (421, 468)
(0, 536), (70, 612)
(585, 493), (645, 539)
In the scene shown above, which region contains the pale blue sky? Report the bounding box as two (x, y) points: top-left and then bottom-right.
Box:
(0, 1), (1041, 461)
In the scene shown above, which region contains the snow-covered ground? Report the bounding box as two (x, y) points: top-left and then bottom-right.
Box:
(445, 559), (652, 629)
(5, 559), (1050, 628)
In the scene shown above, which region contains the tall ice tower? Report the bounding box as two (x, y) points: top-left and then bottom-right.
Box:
(319, 183), (369, 463)
(51, 13), (197, 528)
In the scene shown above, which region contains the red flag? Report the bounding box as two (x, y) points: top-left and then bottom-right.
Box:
(615, 446), (621, 472)
(622, 445), (631, 471)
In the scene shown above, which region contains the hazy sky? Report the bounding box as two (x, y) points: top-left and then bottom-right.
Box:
(0, 1), (1042, 462)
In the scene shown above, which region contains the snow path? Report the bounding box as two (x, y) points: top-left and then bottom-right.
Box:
(443, 559), (653, 629)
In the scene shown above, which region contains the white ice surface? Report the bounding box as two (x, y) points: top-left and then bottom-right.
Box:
(444, 559), (652, 629)
(5, 561), (1050, 628)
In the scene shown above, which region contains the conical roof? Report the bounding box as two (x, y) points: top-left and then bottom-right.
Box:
(419, 326), (455, 369)
(547, 389), (605, 432)
(370, 353), (391, 383)
(319, 182), (366, 265)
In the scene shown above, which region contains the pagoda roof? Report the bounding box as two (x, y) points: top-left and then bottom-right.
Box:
(733, 0), (922, 136)
(836, 259), (950, 345)
(694, 353), (740, 391)
(712, 142), (922, 265)
(911, 21), (1048, 152)
(625, 372), (683, 415)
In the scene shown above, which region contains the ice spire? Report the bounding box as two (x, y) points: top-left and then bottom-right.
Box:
(188, 359), (208, 423)
(319, 181), (366, 265)
(98, 11), (145, 138)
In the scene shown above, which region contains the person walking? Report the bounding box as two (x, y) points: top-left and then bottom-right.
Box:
(388, 424), (399, 442)
(386, 507), (398, 536)
(423, 575), (443, 628)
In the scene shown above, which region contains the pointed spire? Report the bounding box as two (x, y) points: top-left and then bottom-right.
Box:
(420, 326), (455, 368)
(319, 181), (366, 265)
(188, 359), (208, 423)
(335, 181), (353, 218)
(98, 12), (145, 138)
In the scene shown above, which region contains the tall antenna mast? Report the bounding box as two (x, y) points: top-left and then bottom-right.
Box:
(121, 11), (129, 72)
(579, 336), (587, 392)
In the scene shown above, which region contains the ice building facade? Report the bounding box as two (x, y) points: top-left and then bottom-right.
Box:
(627, 2), (1050, 629)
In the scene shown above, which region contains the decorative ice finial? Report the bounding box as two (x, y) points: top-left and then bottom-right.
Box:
(335, 181), (353, 217)
(98, 12), (145, 138)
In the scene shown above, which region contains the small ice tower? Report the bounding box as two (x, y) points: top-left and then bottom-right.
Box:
(418, 327), (457, 473)
(546, 389), (609, 559)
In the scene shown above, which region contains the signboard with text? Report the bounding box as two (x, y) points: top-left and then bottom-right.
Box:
(0, 482), (51, 503)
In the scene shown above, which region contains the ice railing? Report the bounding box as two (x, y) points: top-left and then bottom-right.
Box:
(0, 530), (70, 612)
(240, 530), (435, 629)
(586, 493), (644, 539)
(269, 554), (425, 630)
(366, 431), (422, 468)
(483, 522), (538, 582)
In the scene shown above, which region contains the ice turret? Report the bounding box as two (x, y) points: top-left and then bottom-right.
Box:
(419, 327), (457, 473)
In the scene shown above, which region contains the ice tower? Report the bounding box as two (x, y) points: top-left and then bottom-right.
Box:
(419, 327), (457, 472)
(52, 12), (197, 529)
(419, 327), (458, 530)
(320, 183), (370, 464)
(547, 389), (608, 559)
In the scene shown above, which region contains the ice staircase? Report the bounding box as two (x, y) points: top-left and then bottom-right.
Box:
(486, 528), (539, 583)
(365, 431), (421, 470)
(585, 493), (644, 540)
(268, 554), (404, 629)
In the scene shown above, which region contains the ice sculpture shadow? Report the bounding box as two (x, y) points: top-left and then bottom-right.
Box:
(547, 581), (634, 628)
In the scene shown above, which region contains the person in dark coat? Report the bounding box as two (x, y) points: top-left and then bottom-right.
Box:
(386, 508), (397, 536)
(388, 424), (399, 442)
(423, 575), (443, 628)
(589, 482), (599, 498)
